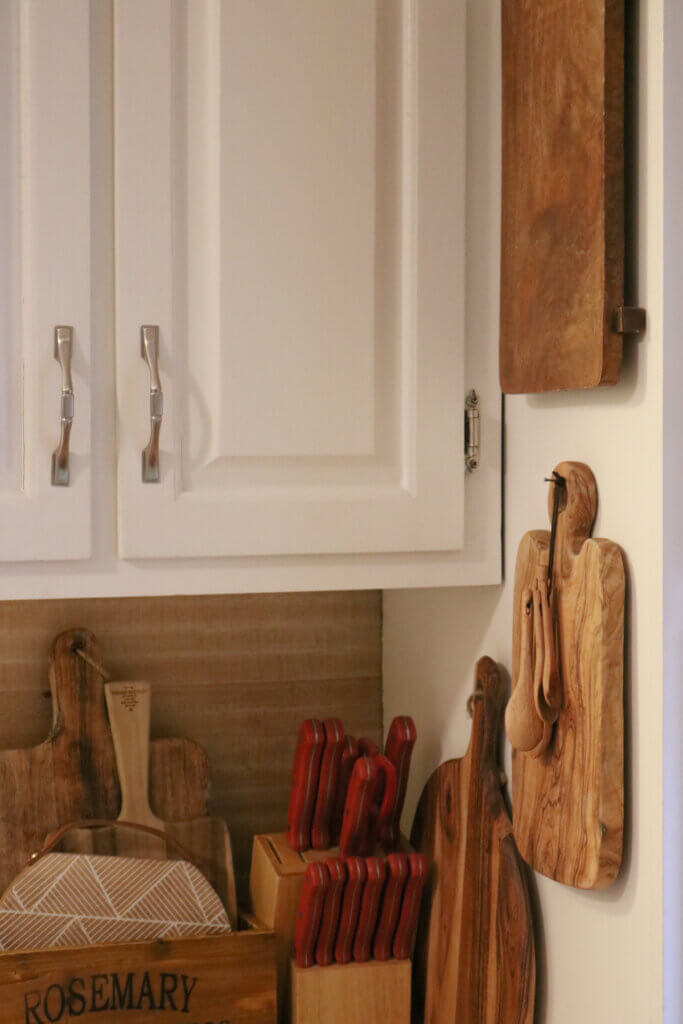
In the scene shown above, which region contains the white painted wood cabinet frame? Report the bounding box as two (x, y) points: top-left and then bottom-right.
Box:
(0, 0), (501, 595)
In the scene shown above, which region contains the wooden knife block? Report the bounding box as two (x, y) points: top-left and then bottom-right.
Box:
(249, 833), (412, 1024)
(290, 959), (411, 1024)
(250, 833), (336, 1023)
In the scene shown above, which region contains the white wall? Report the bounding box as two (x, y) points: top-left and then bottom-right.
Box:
(383, 1), (664, 1022)
(663, 0), (683, 1019)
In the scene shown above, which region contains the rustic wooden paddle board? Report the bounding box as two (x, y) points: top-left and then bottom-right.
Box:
(59, 680), (238, 929)
(411, 657), (535, 1024)
(0, 629), (210, 895)
(500, 0), (625, 392)
(512, 462), (625, 888)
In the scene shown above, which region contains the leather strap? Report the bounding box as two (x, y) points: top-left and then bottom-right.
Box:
(30, 819), (198, 867)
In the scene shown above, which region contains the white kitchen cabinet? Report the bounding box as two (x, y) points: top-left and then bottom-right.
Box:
(115, 0), (474, 558)
(0, 0), (501, 596)
(0, 0), (92, 561)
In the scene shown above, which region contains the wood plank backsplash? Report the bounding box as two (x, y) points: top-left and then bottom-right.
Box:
(0, 591), (382, 898)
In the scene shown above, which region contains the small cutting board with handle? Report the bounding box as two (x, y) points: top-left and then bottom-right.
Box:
(65, 680), (238, 928)
(511, 462), (625, 889)
(0, 629), (210, 898)
(411, 657), (535, 1024)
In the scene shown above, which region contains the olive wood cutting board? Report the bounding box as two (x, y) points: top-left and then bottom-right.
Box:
(411, 657), (535, 1024)
(0, 629), (210, 896)
(500, 0), (625, 392)
(511, 462), (625, 888)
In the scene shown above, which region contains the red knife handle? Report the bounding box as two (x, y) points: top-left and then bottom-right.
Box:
(367, 755), (398, 853)
(293, 862), (329, 968)
(334, 856), (367, 965)
(286, 719), (325, 851)
(339, 756), (378, 858)
(358, 737), (380, 758)
(332, 736), (359, 845)
(314, 858), (346, 966)
(352, 857), (386, 963)
(381, 716), (417, 848)
(373, 852), (409, 960)
(392, 853), (428, 960)
(311, 719), (345, 850)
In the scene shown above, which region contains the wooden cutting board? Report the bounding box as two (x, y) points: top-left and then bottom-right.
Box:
(411, 657), (535, 1024)
(58, 680), (238, 929)
(0, 628), (210, 895)
(500, 0), (625, 392)
(512, 462), (625, 888)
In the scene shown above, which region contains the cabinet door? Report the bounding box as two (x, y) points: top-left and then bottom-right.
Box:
(0, 0), (91, 561)
(115, 0), (465, 559)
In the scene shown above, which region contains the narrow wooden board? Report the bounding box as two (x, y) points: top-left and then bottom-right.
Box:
(411, 657), (535, 1024)
(0, 931), (276, 1024)
(0, 592), (382, 899)
(511, 462), (625, 888)
(0, 629), (210, 896)
(500, 0), (625, 392)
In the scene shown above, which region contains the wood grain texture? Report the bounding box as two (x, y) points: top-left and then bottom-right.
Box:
(0, 592), (382, 899)
(290, 959), (411, 1024)
(0, 630), (211, 900)
(500, 0), (625, 393)
(0, 930), (276, 1024)
(511, 463), (625, 888)
(411, 657), (535, 1024)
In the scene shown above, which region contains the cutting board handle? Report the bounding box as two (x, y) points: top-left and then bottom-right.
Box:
(105, 681), (164, 831)
(49, 629), (109, 737)
(547, 462), (598, 581)
(48, 629), (121, 820)
(469, 656), (507, 782)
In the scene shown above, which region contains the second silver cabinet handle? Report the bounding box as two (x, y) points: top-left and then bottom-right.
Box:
(51, 326), (74, 487)
(141, 325), (163, 483)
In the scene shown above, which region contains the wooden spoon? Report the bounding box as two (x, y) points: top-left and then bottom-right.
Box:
(505, 589), (544, 752)
(540, 580), (562, 716)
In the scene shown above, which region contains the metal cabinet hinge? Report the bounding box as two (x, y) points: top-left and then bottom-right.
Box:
(465, 390), (480, 472)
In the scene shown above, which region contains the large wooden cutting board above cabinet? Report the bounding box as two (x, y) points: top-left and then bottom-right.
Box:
(0, 0), (501, 598)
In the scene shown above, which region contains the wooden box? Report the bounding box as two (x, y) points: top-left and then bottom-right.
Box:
(0, 919), (277, 1024)
(290, 959), (411, 1024)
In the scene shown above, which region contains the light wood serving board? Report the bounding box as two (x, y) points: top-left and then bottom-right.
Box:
(411, 657), (535, 1024)
(500, 0), (625, 392)
(512, 462), (625, 888)
(0, 629), (210, 896)
(60, 680), (238, 929)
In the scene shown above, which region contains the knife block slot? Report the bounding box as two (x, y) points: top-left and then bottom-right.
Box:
(290, 959), (411, 1024)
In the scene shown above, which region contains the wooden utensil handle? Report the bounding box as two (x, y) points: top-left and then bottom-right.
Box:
(287, 719), (325, 852)
(373, 852), (409, 961)
(311, 719), (345, 851)
(105, 682), (163, 830)
(334, 856), (367, 965)
(315, 858), (346, 967)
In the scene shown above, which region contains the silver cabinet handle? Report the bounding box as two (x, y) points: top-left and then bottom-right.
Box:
(51, 326), (74, 486)
(141, 325), (163, 483)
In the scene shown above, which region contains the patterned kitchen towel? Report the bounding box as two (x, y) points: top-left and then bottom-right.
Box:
(0, 852), (231, 951)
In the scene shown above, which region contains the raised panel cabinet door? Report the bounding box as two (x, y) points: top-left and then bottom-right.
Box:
(114, 0), (465, 559)
(0, 0), (92, 561)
